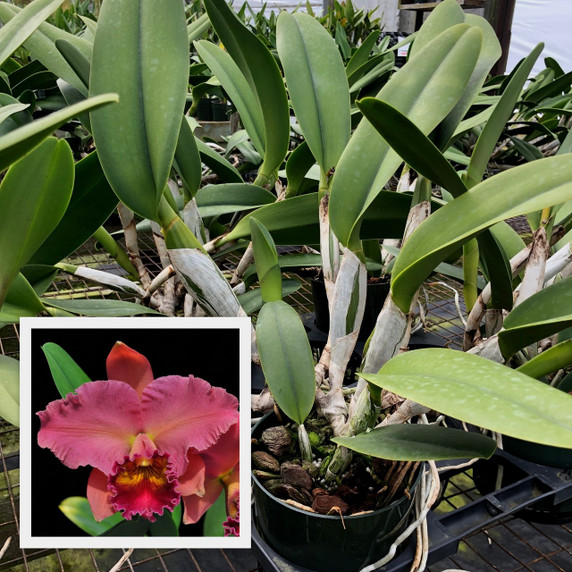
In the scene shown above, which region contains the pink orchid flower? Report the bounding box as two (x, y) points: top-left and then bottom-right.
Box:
(37, 342), (239, 525)
(181, 421), (240, 535)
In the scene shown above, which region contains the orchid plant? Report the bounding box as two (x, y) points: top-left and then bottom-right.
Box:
(0, 0), (571, 565)
(37, 341), (240, 537)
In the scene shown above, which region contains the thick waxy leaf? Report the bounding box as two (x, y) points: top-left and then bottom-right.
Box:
(196, 137), (243, 183)
(0, 1), (91, 94)
(0, 103), (29, 127)
(363, 349), (572, 449)
(256, 300), (315, 424)
(391, 155), (572, 313)
(277, 12), (350, 173)
(0, 354), (19, 426)
(0, 0), (64, 67)
(0, 93), (116, 172)
(90, 0), (189, 220)
(202, 492), (226, 537)
(196, 183), (275, 218)
(220, 189), (412, 247)
(221, 193), (319, 246)
(55, 38), (90, 89)
(334, 424), (496, 461)
(44, 299), (162, 317)
(238, 279), (301, 315)
(466, 43), (543, 188)
(356, 99), (467, 198)
(345, 30), (381, 77)
(517, 339), (572, 379)
(195, 40), (265, 156)
(41, 342), (91, 398)
(0, 273), (45, 323)
(29, 152), (118, 265)
(204, 0), (289, 182)
(284, 141), (316, 197)
(188, 13), (211, 43)
(148, 506), (180, 536)
(174, 116), (202, 199)
(330, 24), (482, 249)
(0, 138), (73, 307)
(250, 218), (282, 303)
(499, 276), (572, 359)
(59, 497), (124, 536)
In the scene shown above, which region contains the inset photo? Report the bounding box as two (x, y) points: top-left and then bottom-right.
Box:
(19, 317), (251, 549)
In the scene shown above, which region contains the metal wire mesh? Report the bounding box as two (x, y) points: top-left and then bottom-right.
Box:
(2, 234), (572, 571)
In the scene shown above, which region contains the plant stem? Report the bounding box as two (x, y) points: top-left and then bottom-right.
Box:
(156, 195), (205, 251)
(92, 227), (139, 280)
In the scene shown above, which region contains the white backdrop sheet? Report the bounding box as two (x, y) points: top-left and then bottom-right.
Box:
(507, 0), (572, 74)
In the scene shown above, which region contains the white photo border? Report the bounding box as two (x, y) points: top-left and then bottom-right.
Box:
(19, 316), (251, 549)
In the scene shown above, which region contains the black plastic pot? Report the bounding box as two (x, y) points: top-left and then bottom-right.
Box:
(252, 413), (421, 572)
(311, 276), (390, 342)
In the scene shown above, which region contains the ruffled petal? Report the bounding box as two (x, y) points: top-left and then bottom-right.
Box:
(222, 464), (239, 520)
(223, 502), (239, 537)
(141, 375), (239, 475)
(37, 381), (143, 474)
(106, 342), (154, 398)
(201, 422), (240, 478)
(109, 450), (180, 522)
(181, 477), (222, 525)
(177, 453), (206, 497)
(87, 468), (115, 522)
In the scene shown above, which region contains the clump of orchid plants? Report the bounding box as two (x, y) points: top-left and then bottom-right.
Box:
(37, 342), (240, 537)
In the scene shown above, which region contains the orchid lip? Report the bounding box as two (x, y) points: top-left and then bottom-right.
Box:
(109, 450), (181, 522)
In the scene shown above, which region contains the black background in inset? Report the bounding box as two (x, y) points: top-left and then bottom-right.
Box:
(30, 325), (240, 537)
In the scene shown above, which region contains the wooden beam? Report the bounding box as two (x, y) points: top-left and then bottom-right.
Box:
(484, 0), (517, 75)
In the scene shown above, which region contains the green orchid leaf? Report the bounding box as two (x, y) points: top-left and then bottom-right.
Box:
(475, 229), (513, 310)
(0, 1), (91, 94)
(29, 152), (118, 265)
(203, 491), (226, 537)
(100, 516), (150, 536)
(244, 254), (321, 287)
(0, 0), (64, 67)
(356, 98), (467, 198)
(284, 141), (316, 197)
(44, 299), (162, 317)
(148, 507), (180, 536)
(59, 497), (125, 536)
(0, 102), (29, 127)
(466, 43), (543, 188)
(204, 0), (289, 183)
(222, 193), (319, 246)
(437, 12), (501, 149)
(277, 11), (350, 174)
(345, 29), (381, 77)
(499, 276), (572, 359)
(516, 339), (572, 379)
(330, 23), (483, 249)
(391, 155), (572, 313)
(195, 39), (265, 156)
(408, 0), (464, 59)
(42, 342), (91, 398)
(196, 183), (275, 218)
(238, 279), (301, 315)
(0, 273), (45, 324)
(0, 93), (116, 173)
(0, 137), (73, 308)
(256, 300), (315, 424)
(196, 137), (243, 183)
(174, 116), (202, 199)
(90, 0), (188, 220)
(0, 354), (19, 426)
(188, 13), (211, 43)
(55, 38), (90, 89)
(363, 348), (572, 449)
(334, 424), (496, 462)
(250, 218), (282, 303)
